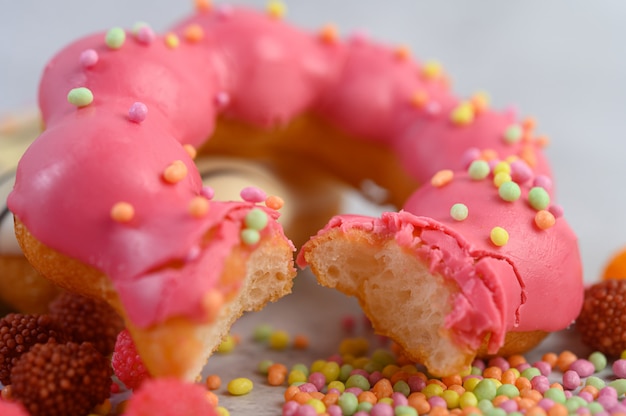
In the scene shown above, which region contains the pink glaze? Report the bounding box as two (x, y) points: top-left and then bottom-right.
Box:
(298, 174), (583, 352)
(9, 6), (557, 328)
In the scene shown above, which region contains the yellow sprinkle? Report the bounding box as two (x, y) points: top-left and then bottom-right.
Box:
(216, 407), (230, 416)
(422, 60), (442, 80)
(227, 377), (253, 396)
(269, 330), (291, 350)
(217, 334), (236, 354)
(266, 1), (286, 18)
(535, 210), (556, 230)
(450, 102), (475, 126)
(307, 398), (326, 414)
(183, 144), (197, 159)
(163, 160), (188, 183)
(490, 227), (509, 247)
(164, 32), (180, 49)
(493, 161), (511, 175)
(188, 196), (210, 218)
(319, 23), (338, 44)
(110, 202), (135, 223)
(184, 23), (204, 43)
(431, 169), (454, 187)
(493, 172), (512, 188)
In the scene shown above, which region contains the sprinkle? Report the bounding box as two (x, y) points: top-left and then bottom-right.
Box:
(520, 144), (538, 167)
(162, 160), (188, 183)
(135, 25), (156, 45)
(105, 27), (126, 49)
(533, 175), (553, 192)
(535, 210), (556, 230)
(450, 203), (469, 221)
(227, 378), (253, 396)
(205, 375), (221, 391)
(493, 161), (511, 176)
(241, 186), (267, 203)
(202, 290), (223, 322)
(215, 91), (230, 108)
(490, 227), (509, 247)
(269, 330), (291, 350)
(293, 334), (310, 350)
(410, 91), (428, 108)
(79, 49), (98, 68)
(536, 135), (550, 148)
(528, 187), (551, 210)
(184, 24), (204, 42)
(188, 196), (210, 218)
(182, 144), (197, 159)
(319, 24), (339, 44)
(467, 160), (490, 180)
(241, 229), (261, 245)
(549, 204), (564, 218)
(481, 148), (499, 161)
(265, 195), (284, 210)
(195, 0), (212, 12)
(430, 169), (454, 187)
(110, 202), (135, 223)
(421, 60), (442, 80)
(461, 148), (481, 169)
(470, 91), (490, 114)
(128, 102), (148, 123)
(394, 45), (411, 60)
(498, 181), (521, 202)
(510, 160), (533, 184)
(200, 185), (215, 200)
(67, 87), (94, 107)
(164, 32), (180, 49)
(217, 334), (237, 353)
(450, 102), (475, 126)
(503, 124), (523, 144)
(266, 0), (286, 18)
(493, 171), (512, 188)
(245, 208), (269, 231)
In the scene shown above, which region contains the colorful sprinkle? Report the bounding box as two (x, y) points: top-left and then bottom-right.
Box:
(493, 171), (512, 188)
(184, 23), (204, 42)
(128, 102), (148, 123)
(470, 91), (490, 113)
(394, 45), (411, 60)
(533, 174), (553, 192)
(467, 160), (490, 180)
(493, 161), (511, 176)
(430, 169), (454, 187)
(319, 24), (339, 44)
(164, 32), (180, 48)
(265, 195), (285, 211)
(498, 181), (521, 202)
(245, 208), (269, 231)
(134, 24), (156, 45)
(490, 226), (509, 247)
(450, 203), (469, 221)
(528, 186), (551, 210)
(410, 91), (429, 109)
(162, 160), (188, 183)
(510, 160), (533, 184)
(217, 334), (237, 353)
(241, 186), (268, 203)
(421, 60), (442, 80)
(503, 124), (523, 143)
(67, 87), (94, 107)
(266, 0), (286, 18)
(110, 202), (135, 223)
(79, 49), (98, 68)
(182, 144), (197, 159)
(241, 229), (261, 245)
(269, 330), (291, 350)
(105, 27), (126, 49)
(535, 210), (556, 230)
(195, 0), (212, 12)
(450, 102), (475, 126)
(200, 185), (215, 200)
(227, 378), (253, 396)
(188, 196), (210, 218)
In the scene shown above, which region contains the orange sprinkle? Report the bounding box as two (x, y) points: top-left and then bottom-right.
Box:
(411, 90), (429, 108)
(265, 195), (285, 210)
(470, 92), (489, 114)
(205, 374), (222, 390)
(515, 376), (532, 392)
(549, 382), (564, 391)
(205, 390), (219, 407)
(284, 385), (300, 401)
(183, 144), (197, 159)
(536, 134), (550, 148)
(521, 388), (543, 403)
(394, 45), (411, 60)
(371, 378), (393, 399)
(431, 169), (454, 187)
(556, 350), (578, 372)
(184, 24), (204, 42)
(163, 160), (188, 183)
(518, 397), (539, 411)
(202, 290), (224, 322)
(492, 395), (510, 407)
(580, 385), (599, 399)
(501, 369), (518, 385)
(293, 334), (309, 350)
(535, 210), (556, 230)
(522, 117), (536, 132)
(408, 394), (431, 414)
(429, 406), (450, 416)
(268, 363), (288, 386)
(357, 391), (377, 404)
(526, 406), (548, 416)
(292, 392), (313, 405)
(194, 0), (212, 12)
(542, 352), (558, 367)
(189, 196), (210, 218)
(319, 24), (338, 44)
(447, 384), (465, 396)
(441, 374), (463, 388)
(508, 354), (527, 368)
(483, 366), (503, 381)
(481, 148), (499, 161)
(520, 145), (538, 167)
(110, 202), (135, 223)
(322, 392), (339, 407)
(310, 391), (325, 400)
(390, 370), (410, 385)
(547, 402), (568, 416)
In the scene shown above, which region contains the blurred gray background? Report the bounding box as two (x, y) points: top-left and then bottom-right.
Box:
(1, 1), (624, 283)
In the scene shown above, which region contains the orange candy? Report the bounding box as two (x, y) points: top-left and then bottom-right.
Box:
(602, 247), (626, 280)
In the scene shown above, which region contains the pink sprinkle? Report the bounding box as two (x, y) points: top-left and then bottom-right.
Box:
(569, 359), (595, 377)
(531, 375), (550, 393)
(562, 370), (580, 390)
(428, 396), (447, 409)
(200, 186), (215, 200)
(578, 391), (594, 403)
(510, 160), (533, 184)
(79, 49), (99, 68)
(349, 30), (369, 45)
(391, 392), (408, 406)
(370, 403), (394, 416)
(308, 373), (325, 391)
(327, 388), (341, 395)
(516, 362), (531, 372)
(240, 186), (267, 203)
(326, 354), (343, 364)
(344, 387), (363, 396)
(217, 4), (234, 19)
(499, 399), (518, 413)
(408, 375), (426, 392)
(128, 102), (148, 123)
(549, 204), (564, 218)
(538, 398), (555, 411)
(533, 174), (553, 191)
(136, 25), (156, 44)
(368, 371), (383, 386)
(425, 101), (441, 116)
(461, 148), (481, 170)
(613, 359), (626, 378)
(282, 401), (299, 416)
(297, 382), (318, 393)
(488, 356), (510, 371)
(327, 405), (342, 416)
(296, 404), (317, 416)
(215, 91), (230, 108)
(533, 360), (552, 377)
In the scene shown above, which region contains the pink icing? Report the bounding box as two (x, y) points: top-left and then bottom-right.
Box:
(8, 6), (560, 328)
(298, 174), (583, 352)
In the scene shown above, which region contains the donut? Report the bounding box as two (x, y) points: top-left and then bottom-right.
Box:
(6, 2), (582, 380)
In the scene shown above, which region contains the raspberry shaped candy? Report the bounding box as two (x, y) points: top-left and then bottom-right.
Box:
(10, 342), (112, 416)
(576, 278), (626, 356)
(111, 329), (151, 390)
(123, 378), (218, 416)
(0, 399), (29, 416)
(0, 314), (66, 385)
(48, 291), (124, 356)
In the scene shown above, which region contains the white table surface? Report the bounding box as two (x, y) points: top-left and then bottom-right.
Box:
(0, 2), (624, 414)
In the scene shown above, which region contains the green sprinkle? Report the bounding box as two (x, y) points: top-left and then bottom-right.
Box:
(477, 398), (494, 413)
(496, 383), (520, 398)
(587, 401), (605, 414)
(345, 374), (370, 391)
(339, 364), (354, 382)
(67, 87), (94, 107)
(485, 408), (507, 416)
(356, 402), (373, 412)
(244, 208), (269, 231)
(240, 228), (260, 245)
(473, 379), (497, 401)
(565, 396), (586, 413)
(257, 359), (274, 375)
(498, 181), (521, 202)
(468, 160), (490, 180)
(395, 405), (418, 416)
(609, 379), (626, 395)
(338, 392), (359, 416)
(371, 349), (396, 367)
(544, 387), (566, 404)
(589, 351), (608, 372)
(393, 380), (410, 397)
(450, 203), (469, 221)
(252, 323), (273, 342)
(520, 367), (541, 380)
(503, 124), (523, 143)
(291, 363), (310, 377)
(528, 186), (550, 210)
(105, 27), (126, 49)
(585, 375), (606, 390)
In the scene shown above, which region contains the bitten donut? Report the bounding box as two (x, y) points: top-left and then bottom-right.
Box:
(7, 2), (582, 380)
